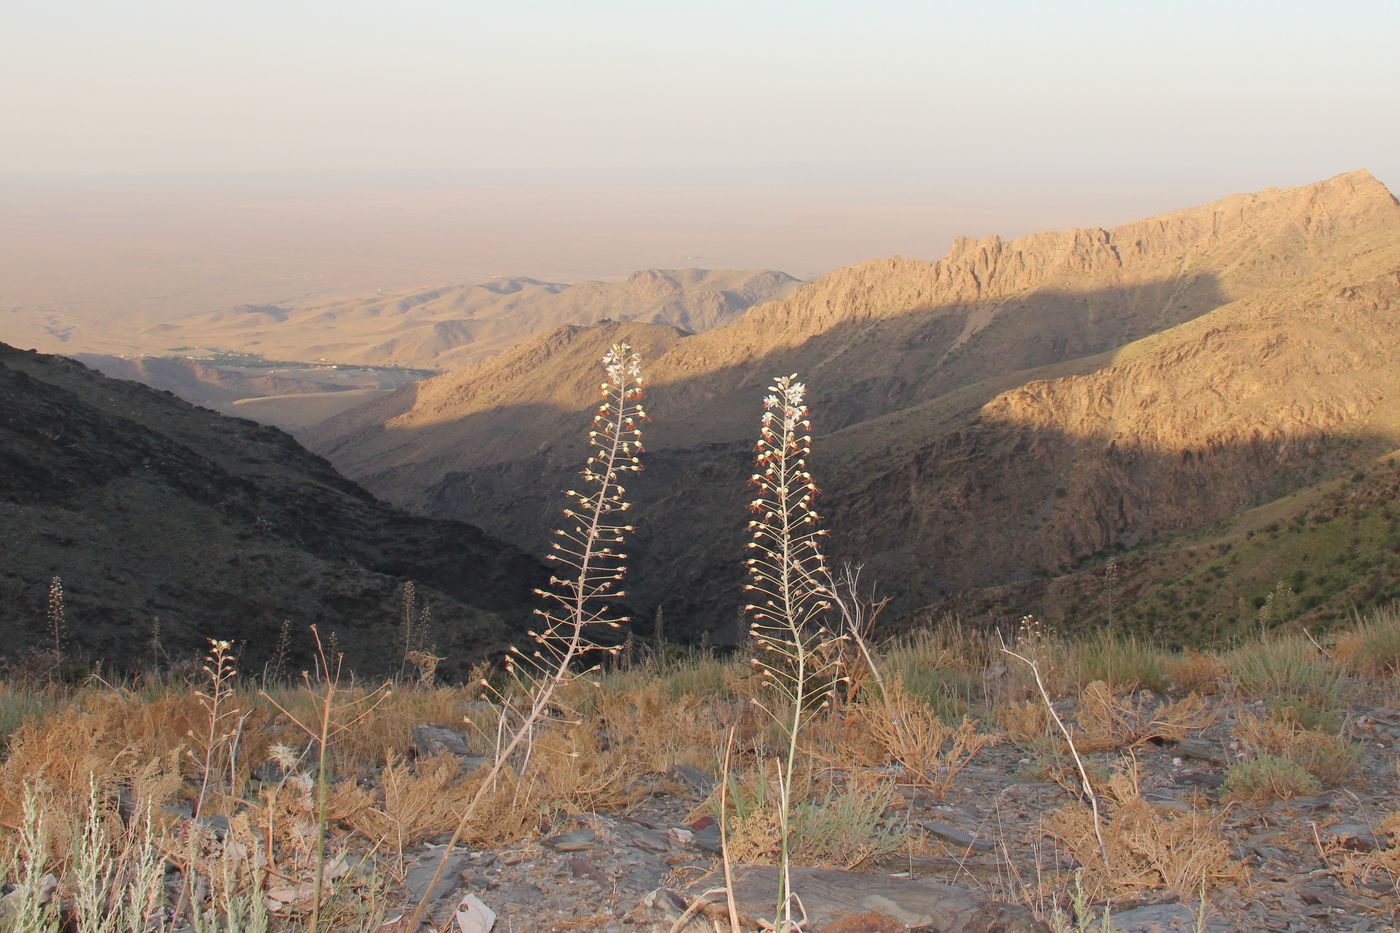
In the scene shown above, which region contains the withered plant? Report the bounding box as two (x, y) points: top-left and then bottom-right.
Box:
(1046, 758), (1248, 902)
(190, 638), (241, 819)
(260, 626), (391, 931)
(832, 567), (992, 798)
(399, 580), (417, 677)
(403, 343), (646, 929)
(742, 374), (844, 931)
(1231, 709), (1360, 787)
(1003, 637), (1110, 869)
(1325, 760), (1400, 896)
(1072, 680), (1214, 754)
(854, 678), (993, 798)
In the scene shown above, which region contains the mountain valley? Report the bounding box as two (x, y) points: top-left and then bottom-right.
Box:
(305, 170), (1400, 643)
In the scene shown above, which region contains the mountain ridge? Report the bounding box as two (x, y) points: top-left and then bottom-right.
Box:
(134, 267), (800, 372)
(303, 171), (1400, 640)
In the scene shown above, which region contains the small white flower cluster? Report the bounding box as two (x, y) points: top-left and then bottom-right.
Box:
(603, 345), (644, 388)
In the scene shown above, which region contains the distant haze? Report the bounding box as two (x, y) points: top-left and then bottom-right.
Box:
(2, 1), (1396, 346)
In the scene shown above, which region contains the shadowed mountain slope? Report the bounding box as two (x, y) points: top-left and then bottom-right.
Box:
(0, 343), (546, 674)
(307, 172), (1400, 640)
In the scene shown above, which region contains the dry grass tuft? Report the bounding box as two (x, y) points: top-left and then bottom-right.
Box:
(854, 677), (993, 798)
(1045, 759), (1248, 902)
(1230, 710), (1360, 788)
(1163, 649), (1228, 695)
(1334, 603), (1400, 676)
(1072, 681), (1214, 753)
(996, 698), (1050, 746)
(704, 762), (906, 870)
(1327, 761), (1400, 896)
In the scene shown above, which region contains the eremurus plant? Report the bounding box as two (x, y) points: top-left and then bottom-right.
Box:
(402, 343), (646, 929)
(742, 374), (844, 931)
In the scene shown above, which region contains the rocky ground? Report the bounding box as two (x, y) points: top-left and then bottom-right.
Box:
(388, 699), (1400, 933)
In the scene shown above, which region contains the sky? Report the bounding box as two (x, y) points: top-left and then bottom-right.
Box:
(2, 0), (1397, 335)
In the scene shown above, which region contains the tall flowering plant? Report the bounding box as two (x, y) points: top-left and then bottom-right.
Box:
(742, 374), (843, 929)
(406, 344), (646, 929)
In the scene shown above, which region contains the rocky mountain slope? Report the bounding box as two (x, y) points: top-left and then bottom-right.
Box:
(0, 342), (546, 674)
(306, 171), (1400, 641)
(137, 268), (799, 371)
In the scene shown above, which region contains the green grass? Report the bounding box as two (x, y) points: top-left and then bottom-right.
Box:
(1223, 754), (1322, 801)
(1226, 633), (1347, 710)
(1057, 457), (1400, 645)
(0, 681), (67, 745)
(1063, 630), (1169, 693)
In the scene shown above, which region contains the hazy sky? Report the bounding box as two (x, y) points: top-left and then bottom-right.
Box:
(2, 0), (1398, 337)
(6, 0), (1396, 180)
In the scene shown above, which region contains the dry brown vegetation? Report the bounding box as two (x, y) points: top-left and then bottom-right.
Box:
(0, 605), (1395, 930)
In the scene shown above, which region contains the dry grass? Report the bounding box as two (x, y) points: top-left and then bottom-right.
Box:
(1045, 759), (1249, 902)
(1232, 710), (1361, 787)
(1163, 649), (1228, 695)
(2, 595), (1398, 927)
(1327, 762), (1400, 896)
(1071, 681), (1214, 753)
(852, 677), (993, 798)
(1334, 602), (1400, 676)
(996, 698), (1050, 746)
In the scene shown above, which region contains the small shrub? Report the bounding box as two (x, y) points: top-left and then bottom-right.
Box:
(1232, 711), (1360, 786)
(1264, 696), (1342, 734)
(1334, 603), (1400, 676)
(1222, 754), (1321, 801)
(711, 764), (906, 869)
(1072, 681), (1213, 753)
(995, 698), (1049, 746)
(855, 677), (993, 798)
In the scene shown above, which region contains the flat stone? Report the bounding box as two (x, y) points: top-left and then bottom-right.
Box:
(412, 724), (472, 759)
(404, 845), (470, 905)
(689, 824), (722, 854)
(453, 893), (496, 933)
(681, 865), (1047, 932)
(1173, 738), (1227, 765)
(459, 754), (490, 773)
(1175, 770), (1224, 789)
(1320, 821), (1380, 851)
(544, 829), (597, 852)
(923, 820), (994, 853)
(1297, 881), (1380, 912)
(1108, 902), (1213, 932)
(612, 818), (671, 852)
(567, 856), (609, 885)
(669, 763), (717, 795)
